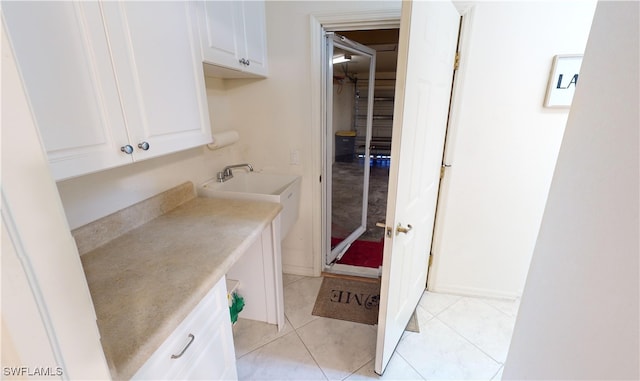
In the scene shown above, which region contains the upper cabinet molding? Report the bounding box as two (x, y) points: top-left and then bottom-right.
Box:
(197, 0), (269, 78)
(4, 1), (212, 181)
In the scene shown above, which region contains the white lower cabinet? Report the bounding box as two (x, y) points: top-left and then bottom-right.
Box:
(132, 218), (283, 380)
(132, 277), (237, 380)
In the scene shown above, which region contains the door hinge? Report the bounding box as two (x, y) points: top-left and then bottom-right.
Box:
(454, 51), (460, 70)
(429, 253), (434, 267)
(440, 163), (452, 179)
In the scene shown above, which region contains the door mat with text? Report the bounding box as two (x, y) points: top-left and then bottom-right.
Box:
(312, 276), (380, 325)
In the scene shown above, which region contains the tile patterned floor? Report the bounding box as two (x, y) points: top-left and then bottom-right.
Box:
(233, 275), (519, 380)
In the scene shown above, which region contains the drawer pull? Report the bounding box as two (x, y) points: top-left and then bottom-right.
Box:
(171, 334), (195, 359)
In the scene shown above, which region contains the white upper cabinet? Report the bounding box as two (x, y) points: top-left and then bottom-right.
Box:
(3, 2), (132, 180)
(101, 2), (212, 162)
(3, 1), (212, 181)
(198, 0), (268, 78)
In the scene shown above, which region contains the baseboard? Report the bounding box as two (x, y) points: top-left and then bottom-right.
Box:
(321, 271), (381, 283)
(282, 264), (316, 277)
(429, 283), (521, 300)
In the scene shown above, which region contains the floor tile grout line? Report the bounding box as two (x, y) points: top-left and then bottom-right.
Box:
(424, 295), (464, 318)
(433, 315), (506, 367)
(341, 357), (371, 381)
(283, 275), (310, 288)
(284, 283), (511, 378)
(233, 313), (301, 361)
(293, 314), (377, 380)
(395, 351), (428, 381)
(233, 323), (295, 361)
(338, 356), (376, 381)
(478, 297), (519, 319)
(490, 364), (505, 380)
(290, 314), (321, 332)
(292, 324), (330, 381)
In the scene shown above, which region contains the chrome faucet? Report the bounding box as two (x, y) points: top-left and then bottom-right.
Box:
(217, 163), (253, 182)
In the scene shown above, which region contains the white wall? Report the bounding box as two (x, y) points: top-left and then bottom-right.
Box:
(57, 78), (243, 229)
(57, 1), (597, 288)
(503, 1), (639, 378)
(56, 2), (400, 276)
(220, 1), (401, 275)
(429, 1), (597, 298)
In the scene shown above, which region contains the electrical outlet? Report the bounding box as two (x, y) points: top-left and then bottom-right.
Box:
(290, 149), (300, 165)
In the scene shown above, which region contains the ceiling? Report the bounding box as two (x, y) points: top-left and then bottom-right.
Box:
(335, 29), (400, 75)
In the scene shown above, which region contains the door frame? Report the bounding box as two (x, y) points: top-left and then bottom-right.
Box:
(310, 6), (473, 280)
(310, 9), (401, 277)
(426, 4), (475, 291)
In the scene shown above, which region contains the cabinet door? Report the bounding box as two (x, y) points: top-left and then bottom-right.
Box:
(3, 2), (132, 180)
(102, 1), (212, 161)
(241, 0), (268, 77)
(197, 0), (268, 78)
(198, 1), (244, 71)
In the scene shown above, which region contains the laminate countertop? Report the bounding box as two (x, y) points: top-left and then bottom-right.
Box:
(80, 192), (281, 380)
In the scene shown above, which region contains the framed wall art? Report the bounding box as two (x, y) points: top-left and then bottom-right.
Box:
(544, 54), (583, 108)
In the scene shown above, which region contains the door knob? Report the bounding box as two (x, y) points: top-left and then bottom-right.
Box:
(396, 223), (413, 235)
(138, 141), (150, 151)
(120, 145), (134, 154)
(375, 222), (386, 228)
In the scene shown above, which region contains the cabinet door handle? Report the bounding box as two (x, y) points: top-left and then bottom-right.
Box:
(120, 145), (134, 154)
(137, 141), (150, 151)
(171, 333), (195, 359)
(246, 59), (250, 66)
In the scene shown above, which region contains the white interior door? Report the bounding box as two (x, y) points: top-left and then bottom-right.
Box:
(375, 0), (460, 374)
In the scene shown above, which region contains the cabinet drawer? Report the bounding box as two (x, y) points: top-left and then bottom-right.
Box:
(132, 277), (236, 380)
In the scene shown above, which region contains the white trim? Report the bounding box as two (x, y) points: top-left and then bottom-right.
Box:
(310, 8), (401, 277)
(1, 196), (68, 374)
(313, 9), (401, 31)
(427, 4), (475, 292)
(327, 263), (381, 279)
(282, 263), (317, 277)
(429, 283), (522, 301)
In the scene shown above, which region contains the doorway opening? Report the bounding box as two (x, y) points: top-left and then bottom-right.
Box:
(322, 28), (400, 278)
